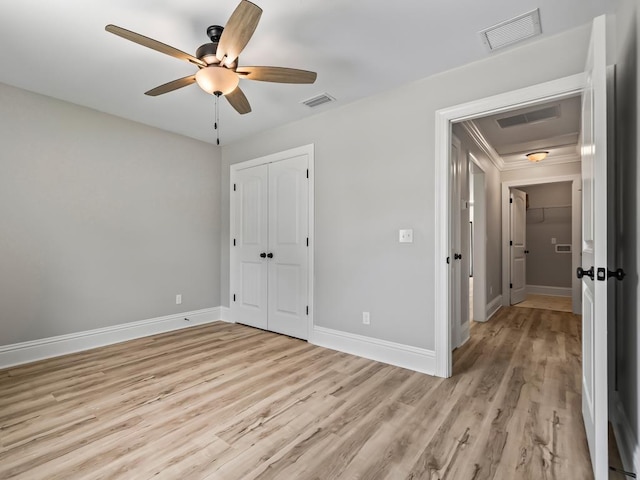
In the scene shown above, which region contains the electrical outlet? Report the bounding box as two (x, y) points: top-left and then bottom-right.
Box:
(362, 312), (370, 325)
(176, 294), (182, 305)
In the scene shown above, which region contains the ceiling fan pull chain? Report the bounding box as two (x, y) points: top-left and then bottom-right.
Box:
(214, 92), (221, 145)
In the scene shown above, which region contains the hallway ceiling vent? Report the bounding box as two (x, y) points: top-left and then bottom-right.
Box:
(302, 93), (336, 108)
(480, 9), (542, 52)
(496, 104), (560, 128)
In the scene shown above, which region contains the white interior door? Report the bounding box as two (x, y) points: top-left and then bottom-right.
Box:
(231, 147), (311, 341)
(450, 135), (462, 348)
(233, 165), (269, 330)
(510, 188), (527, 305)
(267, 155), (309, 339)
(580, 15), (608, 479)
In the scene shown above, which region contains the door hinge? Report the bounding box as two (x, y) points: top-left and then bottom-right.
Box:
(233, 239), (236, 246)
(306, 169), (309, 179)
(233, 294), (236, 302)
(510, 240), (513, 246)
(510, 283), (513, 289)
(306, 237), (309, 247)
(510, 198), (513, 204)
(306, 306), (309, 315)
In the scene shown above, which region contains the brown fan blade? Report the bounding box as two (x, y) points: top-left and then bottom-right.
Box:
(145, 75), (197, 96)
(106, 24), (206, 68)
(216, 1), (262, 67)
(225, 86), (251, 114)
(236, 66), (317, 84)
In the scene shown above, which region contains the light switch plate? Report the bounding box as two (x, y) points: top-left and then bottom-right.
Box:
(399, 229), (413, 243)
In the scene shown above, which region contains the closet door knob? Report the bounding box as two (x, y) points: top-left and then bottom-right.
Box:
(260, 252), (267, 258)
(267, 253), (274, 259)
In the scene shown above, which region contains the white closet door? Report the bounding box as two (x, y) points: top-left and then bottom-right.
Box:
(233, 164), (269, 330)
(267, 155), (309, 339)
(510, 188), (527, 305)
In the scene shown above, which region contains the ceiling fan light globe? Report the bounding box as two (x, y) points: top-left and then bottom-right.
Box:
(195, 66), (239, 95)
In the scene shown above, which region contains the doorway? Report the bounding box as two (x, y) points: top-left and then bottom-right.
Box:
(502, 179), (581, 314)
(433, 73), (585, 378)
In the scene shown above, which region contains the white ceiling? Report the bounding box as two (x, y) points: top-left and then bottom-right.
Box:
(0, 1), (614, 145)
(467, 95), (582, 169)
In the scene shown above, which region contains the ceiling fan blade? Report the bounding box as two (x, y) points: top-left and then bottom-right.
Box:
(216, 1), (263, 67)
(105, 24), (206, 68)
(145, 75), (197, 96)
(236, 66), (317, 84)
(225, 86), (251, 114)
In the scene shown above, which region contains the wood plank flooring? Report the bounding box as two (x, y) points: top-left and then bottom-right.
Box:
(513, 294), (573, 312)
(0, 307), (593, 479)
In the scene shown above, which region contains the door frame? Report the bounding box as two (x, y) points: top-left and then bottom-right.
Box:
(434, 73), (586, 378)
(229, 144), (315, 339)
(501, 177), (582, 313)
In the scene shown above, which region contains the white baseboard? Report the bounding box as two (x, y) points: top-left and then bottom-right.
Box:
(611, 392), (640, 475)
(309, 326), (435, 375)
(0, 307), (224, 370)
(526, 285), (572, 297)
(218, 306), (233, 323)
(486, 295), (503, 321)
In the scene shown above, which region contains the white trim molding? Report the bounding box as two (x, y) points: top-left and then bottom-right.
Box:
(310, 326), (435, 376)
(218, 306), (234, 323)
(526, 285), (572, 297)
(486, 295), (503, 321)
(0, 307), (224, 369)
(611, 392), (640, 475)
(434, 73), (586, 378)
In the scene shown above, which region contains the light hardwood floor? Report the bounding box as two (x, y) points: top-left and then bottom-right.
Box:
(513, 294), (573, 313)
(0, 307), (593, 479)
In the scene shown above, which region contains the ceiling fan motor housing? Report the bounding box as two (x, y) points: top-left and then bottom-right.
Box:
(196, 42), (219, 65)
(206, 25), (224, 42)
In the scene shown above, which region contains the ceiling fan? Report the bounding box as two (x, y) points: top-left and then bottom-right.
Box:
(105, 0), (317, 116)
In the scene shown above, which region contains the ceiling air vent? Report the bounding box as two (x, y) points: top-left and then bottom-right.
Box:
(480, 9), (542, 52)
(302, 93), (335, 108)
(496, 105), (560, 129)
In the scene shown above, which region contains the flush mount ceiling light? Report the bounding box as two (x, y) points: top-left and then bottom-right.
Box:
(526, 151), (549, 162)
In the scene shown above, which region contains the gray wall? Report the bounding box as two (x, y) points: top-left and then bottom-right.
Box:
(221, 25), (592, 351)
(614, 0), (640, 469)
(0, 83), (221, 345)
(520, 182), (573, 288)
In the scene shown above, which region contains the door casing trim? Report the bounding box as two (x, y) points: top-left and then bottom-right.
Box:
(434, 74), (586, 378)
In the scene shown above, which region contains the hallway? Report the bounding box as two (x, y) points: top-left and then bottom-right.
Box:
(454, 306), (592, 478)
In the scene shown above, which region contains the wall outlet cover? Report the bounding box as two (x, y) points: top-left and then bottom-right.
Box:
(399, 229), (413, 243)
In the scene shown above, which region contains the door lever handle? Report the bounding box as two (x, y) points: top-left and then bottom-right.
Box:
(605, 268), (626, 281)
(576, 266), (594, 280)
